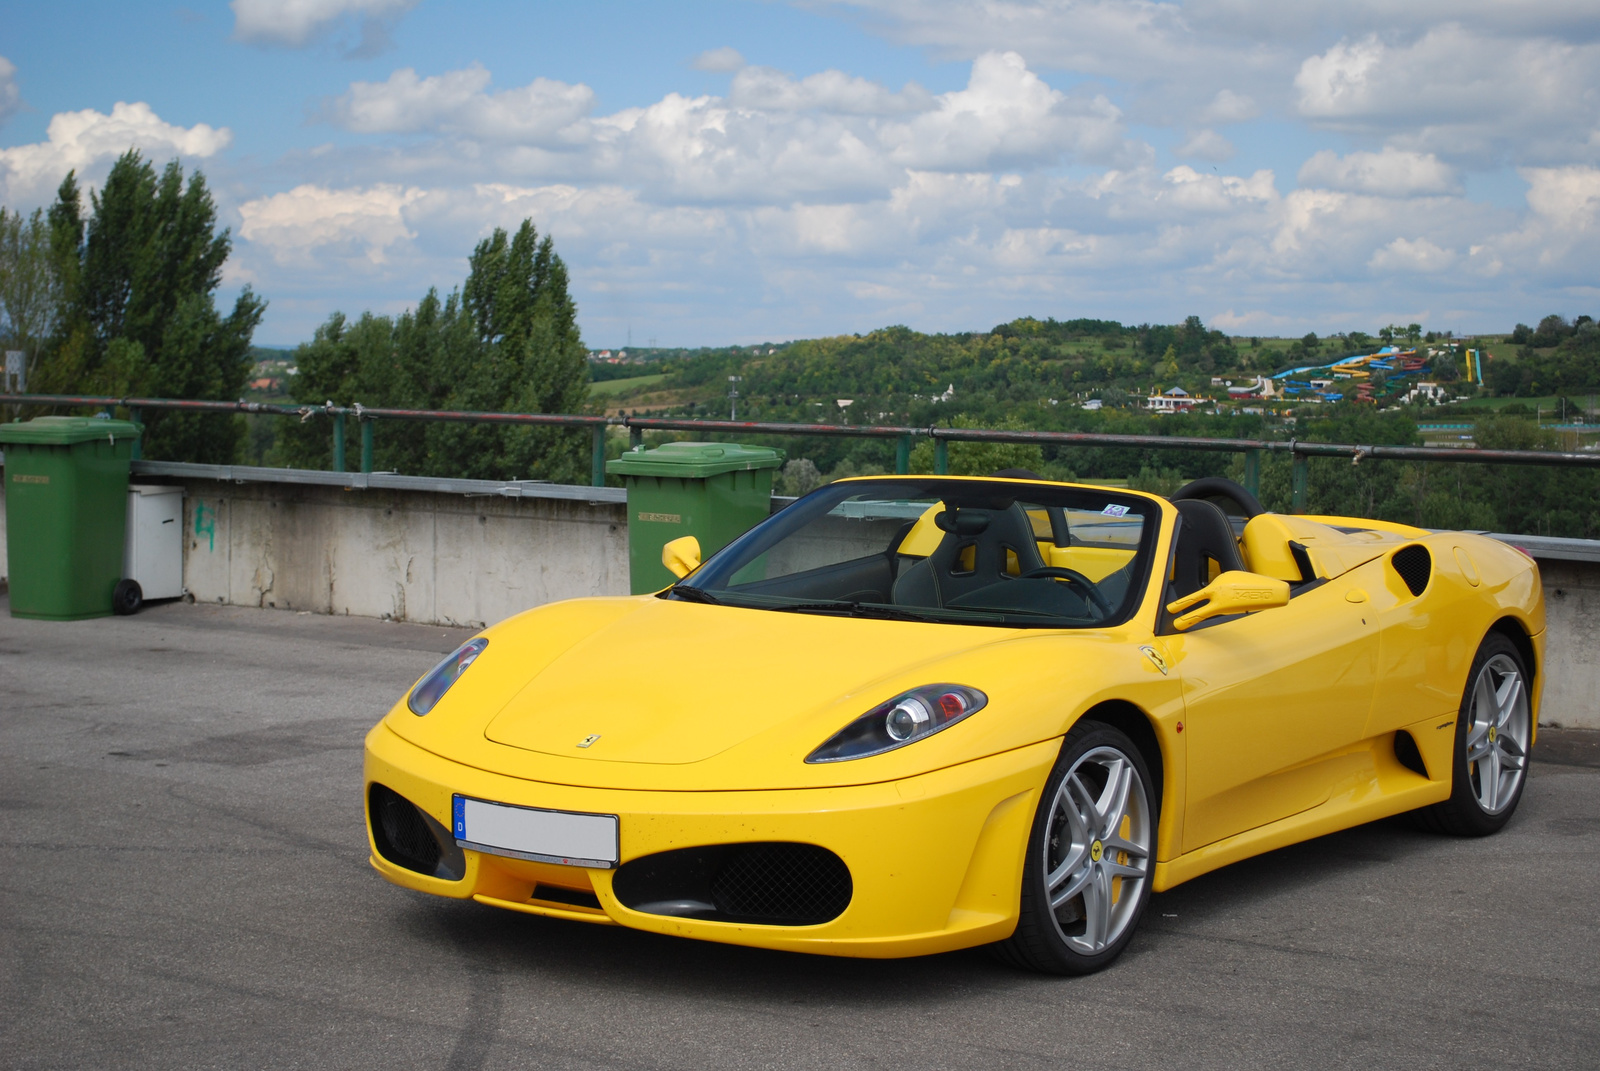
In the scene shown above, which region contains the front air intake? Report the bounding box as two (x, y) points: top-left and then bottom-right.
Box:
(710, 844), (854, 924)
(368, 784), (466, 881)
(613, 842), (853, 926)
(1391, 545), (1432, 597)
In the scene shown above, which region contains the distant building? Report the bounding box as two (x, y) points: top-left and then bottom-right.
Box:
(1402, 381), (1447, 405)
(1146, 387), (1195, 413)
(1081, 399), (1103, 411)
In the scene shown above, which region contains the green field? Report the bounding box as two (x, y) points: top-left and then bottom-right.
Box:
(588, 373), (667, 396)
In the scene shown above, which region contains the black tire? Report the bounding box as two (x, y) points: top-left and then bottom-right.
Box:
(995, 721), (1158, 975)
(112, 578), (143, 616)
(1414, 632), (1532, 836)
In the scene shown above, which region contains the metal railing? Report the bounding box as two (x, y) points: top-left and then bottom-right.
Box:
(6, 392), (1600, 511)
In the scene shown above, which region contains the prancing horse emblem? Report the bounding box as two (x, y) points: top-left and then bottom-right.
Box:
(577, 734), (601, 749)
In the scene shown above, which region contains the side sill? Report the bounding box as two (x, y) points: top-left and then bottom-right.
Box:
(1153, 773), (1449, 892)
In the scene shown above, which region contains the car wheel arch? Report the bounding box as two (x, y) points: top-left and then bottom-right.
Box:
(1487, 616), (1537, 697)
(1067, 700), (1164, 813)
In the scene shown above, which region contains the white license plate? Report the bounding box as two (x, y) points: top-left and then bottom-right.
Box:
(452, 795), (619, 869)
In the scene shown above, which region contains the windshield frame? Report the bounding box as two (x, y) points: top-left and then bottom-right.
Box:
(668, 476), (1162, 630)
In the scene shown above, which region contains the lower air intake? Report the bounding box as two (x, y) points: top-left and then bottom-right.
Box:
(1391, 545), (1432, 597)
(613, 842), (853, 926)
(368, 783), (466, 881)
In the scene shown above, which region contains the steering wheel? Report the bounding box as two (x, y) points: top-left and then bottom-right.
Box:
(1019, 567), (1114, 617)
(1170, 477), (1265, 519)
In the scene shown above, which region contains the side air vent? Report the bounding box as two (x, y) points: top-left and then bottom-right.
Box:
(613, 842), (853, 926)
(368, 784), (466, 881)
(1393, 730), (1429, 778)
(1391, 545), (1432, 597)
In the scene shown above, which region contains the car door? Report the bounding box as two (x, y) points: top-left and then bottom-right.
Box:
(1167, 580), (1378, 853)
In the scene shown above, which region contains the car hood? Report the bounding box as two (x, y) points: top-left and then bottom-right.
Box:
(383, 595), (1163, 791)
(481, 596), (1007, 764)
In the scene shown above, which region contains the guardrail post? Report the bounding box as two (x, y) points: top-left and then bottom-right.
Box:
(934, 436), (949, 475)
(628, 426), (643, 451)
(332, 411), (346, 472)
(360, 418), (373, 474)
(1243, 447), (1260, 497)
(591, 425), (606, 487)
(1291, 451), (1308, 513)
(128, 407), (142, 460)
(895, 433), (911, 475)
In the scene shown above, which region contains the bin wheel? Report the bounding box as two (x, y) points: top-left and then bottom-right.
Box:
(113, 579), (143, 616)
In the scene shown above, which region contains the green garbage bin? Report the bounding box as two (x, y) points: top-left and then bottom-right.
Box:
(1, 416), (142, 620)
(607, 441), (785, 594)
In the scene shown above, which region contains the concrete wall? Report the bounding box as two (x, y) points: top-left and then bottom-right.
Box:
(175, 478), (629, 629)
(1536, 559), (1600, 732)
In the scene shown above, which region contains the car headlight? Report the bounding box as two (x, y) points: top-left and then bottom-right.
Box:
(806, 684), (987, 763)
(407, 638), (489, 716)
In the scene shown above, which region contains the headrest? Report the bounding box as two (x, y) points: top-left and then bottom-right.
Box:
(935, 509), (992, 535)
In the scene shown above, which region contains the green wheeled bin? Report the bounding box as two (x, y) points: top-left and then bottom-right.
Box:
(606, 441), (785, 594)
(1, 416), (142, 620)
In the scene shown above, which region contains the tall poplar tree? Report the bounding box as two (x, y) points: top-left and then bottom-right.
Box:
(283, 218), (590, 481)
(36, 152), (264, 462)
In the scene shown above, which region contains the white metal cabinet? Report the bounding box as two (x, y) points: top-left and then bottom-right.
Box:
(124, 484), (184, 600)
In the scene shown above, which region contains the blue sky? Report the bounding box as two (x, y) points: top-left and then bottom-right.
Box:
(3, 1), (1598, 347)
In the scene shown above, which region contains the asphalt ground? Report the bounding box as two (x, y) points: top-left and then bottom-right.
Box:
(1, 596), (1597, 1071)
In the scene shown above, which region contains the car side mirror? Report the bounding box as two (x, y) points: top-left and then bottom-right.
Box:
(662, 535), (702, 579)
(1166, 570), (1290, 631)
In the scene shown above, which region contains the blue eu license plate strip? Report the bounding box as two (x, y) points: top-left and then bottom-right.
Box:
(451, 795), (619, 869)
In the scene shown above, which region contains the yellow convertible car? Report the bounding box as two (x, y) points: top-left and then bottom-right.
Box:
(364, 474), (1543, 974)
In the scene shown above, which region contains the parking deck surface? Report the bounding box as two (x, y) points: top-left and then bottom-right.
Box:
(1, 596), (1597, 1070)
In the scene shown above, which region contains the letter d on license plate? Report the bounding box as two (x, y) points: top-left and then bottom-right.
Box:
(452, 795), (619, 869)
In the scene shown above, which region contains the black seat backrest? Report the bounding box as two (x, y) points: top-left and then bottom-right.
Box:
(893, 502), (1046, 607)
(1170, 499), (1247, 600)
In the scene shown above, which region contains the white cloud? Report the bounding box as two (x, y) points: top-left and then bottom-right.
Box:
(1479, 165), (1600, 277)
(1201, 88), (1258, 124)
(237, 183), (424, 266)
(0, 101), (231, 205)
(0, 56), (21, 128)
(1368, 236), (1456, 273)
(232, 0), (417, 53)
(1298, 148), (1458, 196)
(728, 66), (931, 115)
(1522, 165), (1600, 233)
(1175, 128), (1234, 161)
(316, 52), (1138, 204)
(692, 47), (746, 73)
(325, 66), (595, 143)
(879, 51), (1133, 171)
(1294, 26), (1600, 160)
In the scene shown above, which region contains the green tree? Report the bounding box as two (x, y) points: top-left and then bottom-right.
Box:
(31, 154), (264, 462)
(908, 416), (1048, 475)
(283, 219), (590, 481)
(0, 207), (62, 386)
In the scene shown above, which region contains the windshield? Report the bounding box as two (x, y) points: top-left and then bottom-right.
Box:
(671, 477), (1160, 628)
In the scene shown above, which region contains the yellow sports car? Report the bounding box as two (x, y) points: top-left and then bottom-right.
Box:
(364, 474), (1543, 974)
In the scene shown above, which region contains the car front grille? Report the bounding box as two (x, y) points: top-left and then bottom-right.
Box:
(612, 842), (853, 926)
(368, 783), (465, 881)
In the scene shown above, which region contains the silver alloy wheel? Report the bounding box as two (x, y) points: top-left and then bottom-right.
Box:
(1465, 652), (1531, 814)
(1042, 745), (1152, 955)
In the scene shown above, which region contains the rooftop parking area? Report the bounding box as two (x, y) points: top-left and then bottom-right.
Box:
(2, 596), (1597, 1070)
